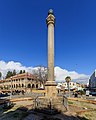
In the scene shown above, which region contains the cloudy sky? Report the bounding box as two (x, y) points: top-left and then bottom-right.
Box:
(0, 0), (96, 84)
(0, 60), (89, 84)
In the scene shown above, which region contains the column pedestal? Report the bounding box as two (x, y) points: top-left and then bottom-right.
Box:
(45, 81), (57, 98)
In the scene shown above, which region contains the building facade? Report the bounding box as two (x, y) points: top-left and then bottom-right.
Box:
(89, 71), (96, 95)
(0, 73), (43, 93)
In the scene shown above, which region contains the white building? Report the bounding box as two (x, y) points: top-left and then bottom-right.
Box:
(57, 82), (83, 91)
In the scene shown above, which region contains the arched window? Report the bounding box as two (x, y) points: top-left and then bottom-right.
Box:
(36, 84), (38, 89)
(22, 84), (24, 87)
(19, 84), (21, 87)
(14, 84), (15, 88)
(16, 84), (18, 88)
(27, 84), (31, 88)
(32, 84), (35, 88)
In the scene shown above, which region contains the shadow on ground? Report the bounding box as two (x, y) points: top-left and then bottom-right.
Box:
(0, 106), (29, 120)
(0, 104), (89, 120)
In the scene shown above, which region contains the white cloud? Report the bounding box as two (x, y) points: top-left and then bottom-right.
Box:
(0, 60), (89, 84)
(55, 66), (89, 84)
(0, 60), (34, 77)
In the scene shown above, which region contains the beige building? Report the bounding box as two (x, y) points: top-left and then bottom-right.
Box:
(0, 73), (43, 93)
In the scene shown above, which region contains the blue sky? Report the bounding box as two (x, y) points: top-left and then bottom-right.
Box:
(0, 0), (96, 75)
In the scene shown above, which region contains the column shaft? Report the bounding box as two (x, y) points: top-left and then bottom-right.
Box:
(48, 23), (54, 81)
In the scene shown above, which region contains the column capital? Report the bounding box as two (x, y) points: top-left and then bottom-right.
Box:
(46, 13), (55, 26)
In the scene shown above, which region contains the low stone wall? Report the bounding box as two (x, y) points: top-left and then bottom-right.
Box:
(10, 97), (33, 102)
(68, 97), (96, 104)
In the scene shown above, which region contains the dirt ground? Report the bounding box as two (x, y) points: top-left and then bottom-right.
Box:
(68, 99), (96, 120)
(0, 99), (96, 120)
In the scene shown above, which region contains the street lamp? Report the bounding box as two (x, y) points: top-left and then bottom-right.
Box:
(10, 76), (12, 99)
(65, 76), (71, 97)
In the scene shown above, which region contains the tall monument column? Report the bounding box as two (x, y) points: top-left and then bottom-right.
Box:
(45, 9), (57, 98)
(34, 10), (67, 112)
(47, 9), (55, 82)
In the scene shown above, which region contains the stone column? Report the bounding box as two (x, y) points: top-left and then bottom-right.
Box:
(45, 9), (57, 98)
(46, 9), (55, 83)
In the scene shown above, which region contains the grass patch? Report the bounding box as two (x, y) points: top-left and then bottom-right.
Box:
(68, 101), (73, 104)
(80, 117), (89, 120)
(21, 112), (29, 119)
(13, 113), (19, 118)
(12, 111), (29, 120)
(94, 108), (96, 111)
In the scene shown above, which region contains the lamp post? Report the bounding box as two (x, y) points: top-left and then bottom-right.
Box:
(65, 76), (71, 97)
(10, 76), (12, 99)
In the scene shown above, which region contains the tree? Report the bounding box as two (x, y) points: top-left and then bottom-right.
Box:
(23, 70), (26, 73)
(12, 69), (16, 76)
(0, 72), (2, 79)
(6, 71), (13, 79)
(32, 65), (48, 87)
(65, 76), (71, 97)
(19, 70), (23, 74)
(65, 76), (71, 83)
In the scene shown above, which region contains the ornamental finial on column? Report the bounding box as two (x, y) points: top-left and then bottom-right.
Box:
(48, 9), (54, 15)
(46, 9), (55, 26)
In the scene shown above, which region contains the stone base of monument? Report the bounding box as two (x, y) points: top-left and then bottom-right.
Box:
(33, 96), (68, 114)
(45, 81), (57, 98)
(33, 81), (68, 114)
